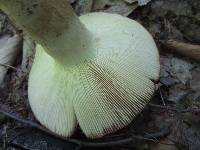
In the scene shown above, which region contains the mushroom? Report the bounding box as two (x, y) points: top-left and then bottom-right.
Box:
(0, 0), (160, 138)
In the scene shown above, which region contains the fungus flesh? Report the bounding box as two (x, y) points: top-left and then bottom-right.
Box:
(0, 1), (160, 138)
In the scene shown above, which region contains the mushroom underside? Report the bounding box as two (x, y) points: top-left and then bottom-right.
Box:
(28, 13), (160, 138)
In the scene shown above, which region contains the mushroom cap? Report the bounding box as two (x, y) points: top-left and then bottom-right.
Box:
(28, 13), (160, 138)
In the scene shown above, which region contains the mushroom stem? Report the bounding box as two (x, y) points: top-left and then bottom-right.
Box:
(0, 0), (93, 65)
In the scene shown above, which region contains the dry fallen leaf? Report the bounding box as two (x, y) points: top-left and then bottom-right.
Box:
(171, 57), (193, 84)
(123, 0), (137, 4)
(189, 67), (200, 100)
(137, 0), (151, 6)
(21, 35), (35, 71)
(68, 0), (77, 3)
(93, 0), (138, 16)
(0, 34), (21, 85)
(167, 83), (188, 103)
(92, 0), (108, 10)
(75, 0), (94, 15)
(150, 138), (178, 150)
(74, 0), (149, 16)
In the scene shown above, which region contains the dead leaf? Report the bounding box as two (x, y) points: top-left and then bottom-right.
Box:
(68, 0), (76, 3)
(137, 0), (151, 6)
(0, 13), (7, 33)
(22, 35), (35, 72)
(123, 0), (137, 4)
(75, 0), (94, 15)
(0, 34), (21, 85)
(167, 83), (189, 103)
(160, 56), (179, 86)
(92, 0), (108, 10)
(76, 0), (148, 16)
(150, 139), (178, 150)
(171, 58), (193, 84)
(189, 67), (200, 100)
(93, 0), (138, 16)
(124, 0), (152, 6)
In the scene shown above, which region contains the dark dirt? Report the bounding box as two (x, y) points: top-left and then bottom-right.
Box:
(0, 0), (200, 150)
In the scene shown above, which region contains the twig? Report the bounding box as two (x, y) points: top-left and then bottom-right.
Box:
(159, 88), (166, 106)
(7, 142), (31, 150)
(0, 108), (44, 131)
(0, 107), (170, 147)
(0, 63), (18, 71)
(163, 40), (200, 62)
(149, 103), (200, 113)
(75, 131), (168, 147)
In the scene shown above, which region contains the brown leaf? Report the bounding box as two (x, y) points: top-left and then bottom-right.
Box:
(150, 139), (178, 150)
(75, 0), (94, 15)
(93, 0), (138, 16)
(137, 0), (151, 6)
(21, 35), (35, 71)
(68, 0), (76, 3)
(0, 34), (22, 85)
(123, 0), (137, 4)
(171, 58), (193, 84)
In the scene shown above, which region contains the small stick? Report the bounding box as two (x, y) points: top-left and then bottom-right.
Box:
(149, 103), (200, 113)
(0, 63), (18, 71)
(159, 88), (166, 106)
(0, 107), (170, 147)
(164, 40), (200, 62)
(7, 142), (31, 150)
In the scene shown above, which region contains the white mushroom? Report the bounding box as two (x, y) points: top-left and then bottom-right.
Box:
(0, 0), (160, 138)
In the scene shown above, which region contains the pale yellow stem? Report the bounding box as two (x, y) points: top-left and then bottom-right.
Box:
(0, 0), (93, 65)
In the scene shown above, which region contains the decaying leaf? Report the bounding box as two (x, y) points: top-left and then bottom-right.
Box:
(160, 55), (179, 86)
(123, 0), (137, 4)
(0, 34), (21, 85)
(189, 67), (200, 100)
(0, 13), (7, 33)
(93, 0), (138, 16)
(92, 0), (108, 10)
(150, 139), (178, 150)
(68, 0), (76, 3)
(171, 58), (193, 84)
(74, 0), (150, 16)
(22, 35), (35, 71)
(75, 0), (94, 15)
(137, 0), (151, 6)
(167, 83), (189, 103)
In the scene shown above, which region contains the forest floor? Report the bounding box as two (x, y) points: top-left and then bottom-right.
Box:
(0, 0), (200, 150)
